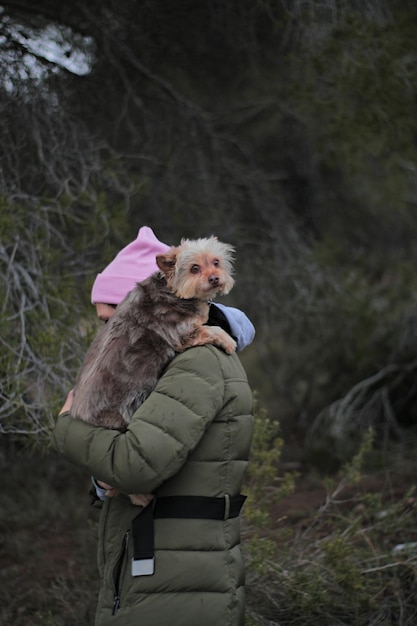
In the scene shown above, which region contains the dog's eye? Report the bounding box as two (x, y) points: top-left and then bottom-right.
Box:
(190, 264), (200, 274)
(213, 259), (220, 267)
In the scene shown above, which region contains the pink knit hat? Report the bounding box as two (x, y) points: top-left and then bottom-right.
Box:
(91, 226), (170, 305)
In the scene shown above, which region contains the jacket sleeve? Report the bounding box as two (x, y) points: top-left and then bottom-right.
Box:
(50, 346), (225, 494)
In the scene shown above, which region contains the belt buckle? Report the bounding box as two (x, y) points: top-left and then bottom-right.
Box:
(131, 557), (155, 576)
(223, 494), (230, 520)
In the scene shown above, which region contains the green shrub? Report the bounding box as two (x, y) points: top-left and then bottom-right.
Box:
(244, 415), (417, 625)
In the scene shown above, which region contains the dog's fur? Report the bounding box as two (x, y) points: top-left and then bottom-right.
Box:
(70, 236), (236, 433)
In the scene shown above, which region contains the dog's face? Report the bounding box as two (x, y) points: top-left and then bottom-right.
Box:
(156, 236), (235, 300)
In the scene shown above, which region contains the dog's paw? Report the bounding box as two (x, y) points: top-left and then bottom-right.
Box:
(211, 327), (237, 354)
(223, 337), (237, 354)
(187, 325), (237, 354)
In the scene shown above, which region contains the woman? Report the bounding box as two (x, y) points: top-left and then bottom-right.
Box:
(51, 227), (254, 626)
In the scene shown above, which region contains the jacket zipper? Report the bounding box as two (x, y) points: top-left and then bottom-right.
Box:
(112, 530), (130, 616)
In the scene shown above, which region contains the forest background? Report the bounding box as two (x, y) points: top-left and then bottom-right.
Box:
(2, 1), (417, 624)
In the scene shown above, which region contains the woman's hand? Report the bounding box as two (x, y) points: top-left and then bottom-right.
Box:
(97, 479), (155, 506)
(96, 479), (115, 490)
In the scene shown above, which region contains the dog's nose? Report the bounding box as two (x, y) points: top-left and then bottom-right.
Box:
(208, 275), (219, 286)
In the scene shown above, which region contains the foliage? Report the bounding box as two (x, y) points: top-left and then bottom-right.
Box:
(243, 399), (297, 575)
(245, 427), (417, 625)
(2, 0), (417, 458)
(0, 191), (132, 437)
(0, 442), (99, 625)
(3, 2), (417, 622)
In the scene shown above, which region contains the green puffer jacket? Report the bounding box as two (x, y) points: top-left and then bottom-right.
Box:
(51, 345), (253, 626)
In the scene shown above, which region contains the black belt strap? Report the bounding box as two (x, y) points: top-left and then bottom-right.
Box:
(131, 494), (246, 577)
(154, 494), (246, 520)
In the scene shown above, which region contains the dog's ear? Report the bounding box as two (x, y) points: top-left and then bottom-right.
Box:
(156, 249), (177, 281)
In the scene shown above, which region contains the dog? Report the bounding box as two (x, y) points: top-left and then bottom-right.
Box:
(70, 236), (236, 503)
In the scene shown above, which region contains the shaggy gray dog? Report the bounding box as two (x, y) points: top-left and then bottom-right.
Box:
(70, 236), (236, 432)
